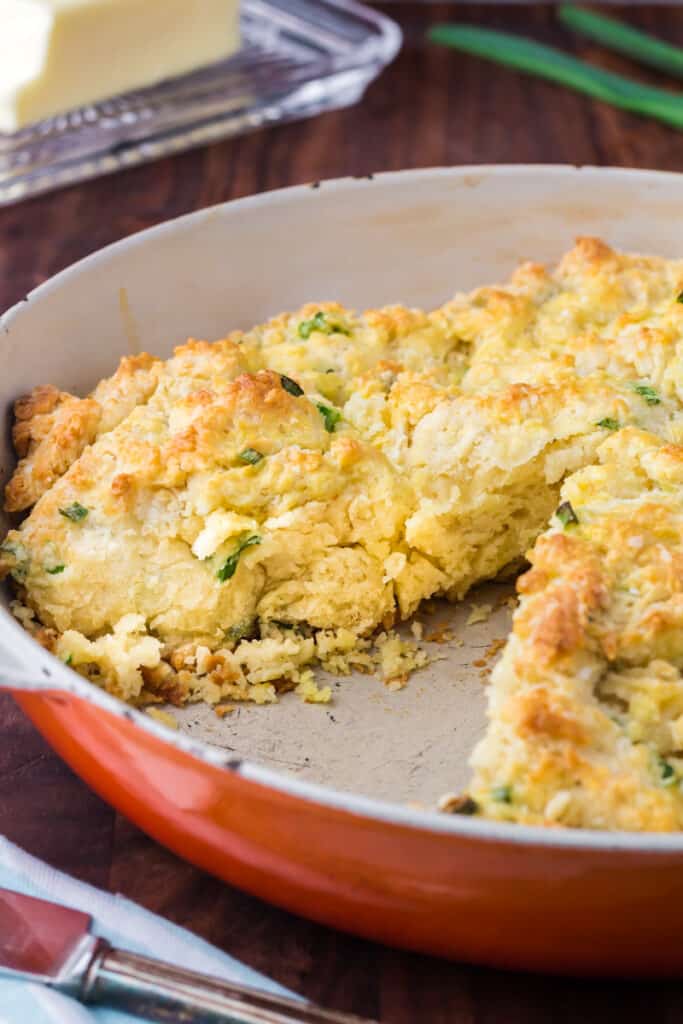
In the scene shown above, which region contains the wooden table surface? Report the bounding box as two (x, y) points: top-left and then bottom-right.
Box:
(1, 4), (683, 1019)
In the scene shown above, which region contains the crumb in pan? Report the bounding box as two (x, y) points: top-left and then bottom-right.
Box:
(466, 604), (493, 627)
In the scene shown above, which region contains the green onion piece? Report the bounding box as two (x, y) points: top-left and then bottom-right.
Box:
(59, 502), (89, 522)
(677, 291), (683, 304)
(217, 535), (261, 583)
(0, 541), (28, 579)
(225, 620), (256, 642)
(491, 784), (513, 804)
(596, 418), (620, 431)
(298, 311), (350, 339)
(659, 757), (677, 786)
(556, 501), (579, 528)
(316, 402), (342, 433)
(238, 448), (264, 465)
(46, 564), (65, 575)
(280, 375), (304, 397)
(559, 6), (683, 82)
(632, 382), (661, 406)
(63, 654), (73, 666)
(427, 24), (683, 131)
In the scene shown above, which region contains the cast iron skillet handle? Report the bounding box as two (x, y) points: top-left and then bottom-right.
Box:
(83, 943), (378, 1024)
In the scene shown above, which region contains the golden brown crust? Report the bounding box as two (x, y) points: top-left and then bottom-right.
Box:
(5, 387), (101, 512)
(516, 687), (587, 746)
(515, 534), (608, 667)
(4, 352), (162, 513)
(90, 352), (160, 432)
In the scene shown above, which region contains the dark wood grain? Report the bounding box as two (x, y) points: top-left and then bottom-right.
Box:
(1, 5), (682, 1020)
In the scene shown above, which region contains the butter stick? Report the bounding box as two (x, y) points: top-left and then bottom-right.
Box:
(0, 0), (240, 132)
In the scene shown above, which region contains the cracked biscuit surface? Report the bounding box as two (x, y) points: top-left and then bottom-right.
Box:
(3, 237), (683, 830)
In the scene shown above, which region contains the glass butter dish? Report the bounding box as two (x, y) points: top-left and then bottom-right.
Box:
(0, 0), (401, 207)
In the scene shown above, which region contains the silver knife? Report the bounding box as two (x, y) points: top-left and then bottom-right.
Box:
(0, 887), (378, 1023)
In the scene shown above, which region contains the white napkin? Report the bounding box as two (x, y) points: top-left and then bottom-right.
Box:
(0, 835), (298, 1023)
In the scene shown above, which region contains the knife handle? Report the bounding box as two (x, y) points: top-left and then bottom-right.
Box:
(83, 943), (378, 1024)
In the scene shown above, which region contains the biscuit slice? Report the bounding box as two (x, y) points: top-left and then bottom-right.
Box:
(470, 429), (683, 831)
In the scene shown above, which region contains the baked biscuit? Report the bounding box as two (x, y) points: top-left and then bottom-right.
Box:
(471, 429), (683, 830)
(3, 238), (683, 830)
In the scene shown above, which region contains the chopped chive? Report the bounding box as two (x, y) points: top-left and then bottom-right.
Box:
(63, 653), (73, 666)
(596, 418), (620, 431)
(59, 502), (88, 522)
(217, 535), (261, 583)
(298, 311), (350, 339)
(316, 402), (342, 433)
(631, 382), (661, 406)
(677, 291), (683, 304)
(225, 620), (256, 642)
(556, 501), (579, 528)
(1, 541), (28, 579)
(659, 757), (677, 786)
(280, 375), (304, 397)
(46, 564), (65, 575)
(238, 448), (264, 465)
(491, 784), (513, 804)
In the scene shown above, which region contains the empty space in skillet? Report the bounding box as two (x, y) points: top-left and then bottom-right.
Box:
(173, 582), (513, 805)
